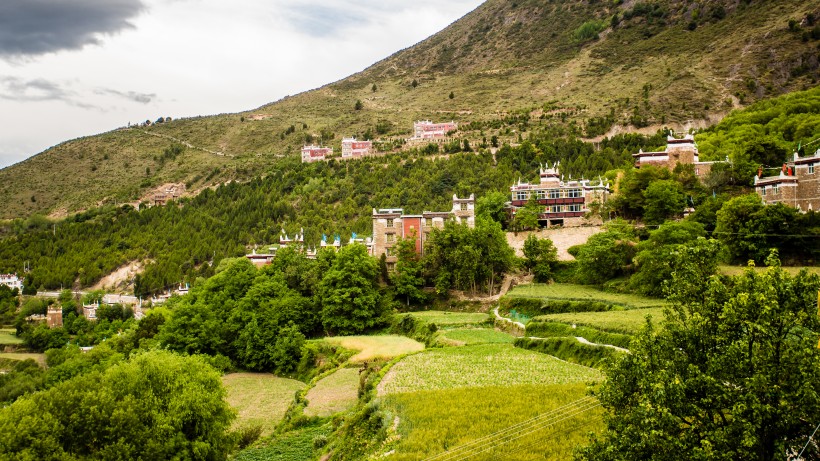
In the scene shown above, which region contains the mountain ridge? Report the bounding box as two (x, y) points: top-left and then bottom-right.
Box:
(1, 0), (818, 219)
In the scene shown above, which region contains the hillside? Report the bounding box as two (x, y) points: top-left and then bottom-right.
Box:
(0, 0), (818, 219)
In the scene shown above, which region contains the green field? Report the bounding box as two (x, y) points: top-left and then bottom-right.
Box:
(537, 307), (666, 335)
(304, 367), (361, 418)
(324, 335), (424, 363)
(438, 328), (516, 346)
(398, 311), (490, 326)
(505, 284), (666, 309)
(0, 329), (23, 345)
(222, 373), (305, 436)
(0, 352), (46, 366)
(382, 383), (602, 461)
(378, 344), (602, 395)
(234, 423), (332, 461)
(719, 265), (820, 277)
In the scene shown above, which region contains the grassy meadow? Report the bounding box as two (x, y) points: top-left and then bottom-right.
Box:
(0, 352), (46, 366)
(0, 329), (23, 345)
(382, 383), (602, 461)
(536, 307), (666, 335)
(505, 284), (666, 309)
(304, 367), (361, 418)
(222, 373), (305, 436)
(438, 328), (516, 346)
(234, 424), (332, 461)
(378, 344), (602, 395)
(324, 335), (424, 363)
(398, 311), (490, 326)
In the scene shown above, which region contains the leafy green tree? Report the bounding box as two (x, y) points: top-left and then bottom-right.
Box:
(0, 351), (236, 460)
(629, 222), (711, 296)
(643, 179), (687, 225)
(391, 235), (425, 306)
(319, 244), (387, 335)
(578, 251), (820, 461)
(512, 196), (541, 231)
(354, 99), (363, 111)
(522, 234), (558, 282)
(575, 221), (637, 285)
(476, 191), (509, 228)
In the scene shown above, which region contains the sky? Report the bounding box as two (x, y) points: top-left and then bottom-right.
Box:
(0, 0), (483, 169)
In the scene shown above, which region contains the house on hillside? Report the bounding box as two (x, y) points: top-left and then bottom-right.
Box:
(341, 137), (372, 159)
(371, 194), (475, 270)
(632, 133), (723, 179)
(509, 163), (610, 228)
(82, 302), (99, 320)
(153, 184), (185, 206)
(301, 145), (333, 163)
(47, 306), (63, 328)
(412, 120), (457, 140)
(754, 148), (820, 211)
(0, 274), (22, 292)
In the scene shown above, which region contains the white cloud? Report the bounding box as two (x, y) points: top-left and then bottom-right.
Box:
(0, 0), (483, 169)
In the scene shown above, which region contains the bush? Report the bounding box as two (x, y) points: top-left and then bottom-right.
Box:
(514, 337), (624, 368)
(525, 320), (632, 348)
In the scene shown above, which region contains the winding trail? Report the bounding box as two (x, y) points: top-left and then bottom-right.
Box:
(134, 128), (234, 158)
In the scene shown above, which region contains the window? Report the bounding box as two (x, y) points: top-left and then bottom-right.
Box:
(516, 191), (528, 201)
(386, 233), (395, 243)
(425, 218), (432, 227)
(550, 205), (561, 213)
(810, 163), (815, 174)
(460, 203), (467, 211)
(772, 184), (779, 195)
(568, 204), (582, 212)
(386, 262), (395, 271)
(386, 218), (394, 228)
(567, 189), (582, 198)
(536, 190), (547, 199)
(549, 189), (560, 199)
(761, 187), (766, 196)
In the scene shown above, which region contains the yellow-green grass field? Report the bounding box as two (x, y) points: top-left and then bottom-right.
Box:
(398, 311), (490, 325)
(505, 284), (666, 309)
(378, 344), (602, 395)
(718, 265), (820, 277)
(0, 329), (23, 345)
(324, 335), (424, 363)
(536, 307), (666, 335)
(0, 352), (46, 366)
(382, 383), (602, 461)
(304, 367), (361, 417)
(438, 328), (515, 346)
(222, 373), (305, 436)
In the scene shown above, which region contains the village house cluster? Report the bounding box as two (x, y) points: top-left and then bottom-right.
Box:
(754, 148), (820, 211)
(0, 273), (22, 292)
(632, 134), (721, 179)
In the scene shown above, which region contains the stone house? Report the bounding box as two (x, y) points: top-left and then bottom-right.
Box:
(755, 148), (820, 211)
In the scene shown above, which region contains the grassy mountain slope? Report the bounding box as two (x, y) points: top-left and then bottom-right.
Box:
(1, 0), (818, 219)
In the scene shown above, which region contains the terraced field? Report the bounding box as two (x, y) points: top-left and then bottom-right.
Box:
(438, 328), (515, 346)
(397, 311), (490, 326)
(304, 367), (360, 417)
(378, 343), (602, 395)
(505, 284), (666, 309)
(537, 307), (666, 335)
(222, 373), (305, 436)
(324, 335), (424, 363)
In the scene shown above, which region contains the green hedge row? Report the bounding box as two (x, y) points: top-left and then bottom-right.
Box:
(514, 337), (625, 369)
(499, 297), (621, 317)
(524, 321), (632, 349)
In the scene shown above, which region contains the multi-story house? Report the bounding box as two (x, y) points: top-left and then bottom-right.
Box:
(412, 120), (457, 140)
(755, 148), (820, 211)
(632, 133), (722, 179)
(0, 274), (22, 292)
(301, 145), (333, 163)
(371, 194), (475, 269)
(509, 163), (610, 227)
(341, 137), (372, 159)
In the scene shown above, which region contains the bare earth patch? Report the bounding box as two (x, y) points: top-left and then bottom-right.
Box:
(222, 373), (305, 436)
(305, 367), (361, 417)
(89, 260), (147, 293)
(324, 335), (424, 364)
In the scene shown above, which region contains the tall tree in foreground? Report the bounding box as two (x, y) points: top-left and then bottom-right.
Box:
(577, 248), (820, 461)
(391, 234), (425, 306)
(0, 351), (235, 460)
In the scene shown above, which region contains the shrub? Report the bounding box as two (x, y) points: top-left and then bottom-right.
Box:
(514, 337), (624, 368)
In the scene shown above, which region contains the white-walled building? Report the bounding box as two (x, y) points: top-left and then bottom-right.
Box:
(412, 120), (457, 140)
(341, 137), (372, 159)
(0, 274), (22, 292)
(301, 145), (333, 163)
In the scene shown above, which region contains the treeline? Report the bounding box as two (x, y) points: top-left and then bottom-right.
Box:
(0, 132), (652, 296)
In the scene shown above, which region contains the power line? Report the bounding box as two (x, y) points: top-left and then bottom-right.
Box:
(423, 397), (601, 461)
(422, 397), (597, 461)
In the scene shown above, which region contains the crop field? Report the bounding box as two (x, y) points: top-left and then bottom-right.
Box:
(378, 344), (602, 395)
(0, 352), (46, 366)
(382, 383), (602, 461)
(398, 311), (490, 325)
(505, 284), (666, 309)
(0, 329), (22, 345)
(537, 307), (666, 335)
(719, 265), (820, 277)
(324, 335), (424, 363)
(438, 328), (515, 346)
(222, 373), (305, 436)
(304, 367), (361, 417)
(234, 423), (332, 461)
